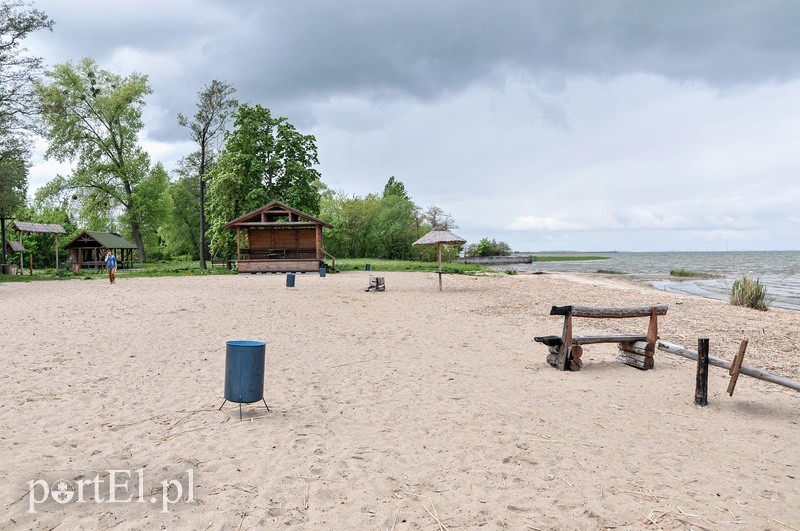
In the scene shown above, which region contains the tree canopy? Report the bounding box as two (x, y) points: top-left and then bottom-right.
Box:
(35, 58), (160, 260)
(206, 104), (322, 258)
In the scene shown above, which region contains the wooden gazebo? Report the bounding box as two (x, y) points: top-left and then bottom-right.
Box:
(224, 201), (334, 273)
(63, 231), (137, 271)
(13, 221), (66, 272)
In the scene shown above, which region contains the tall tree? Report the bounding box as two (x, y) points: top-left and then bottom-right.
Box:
(159, 154), (202, 258)
(36, 58), (154, 260)
(178, 80), (237, 269)
(0, 137), (28, 273)
(206, 104), (322, 258)
(0, 1), (52, 141)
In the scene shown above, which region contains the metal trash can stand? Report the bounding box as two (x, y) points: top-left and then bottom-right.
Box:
(219, 340), (270, 419)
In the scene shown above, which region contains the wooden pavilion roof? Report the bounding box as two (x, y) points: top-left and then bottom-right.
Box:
(63, 231), (137, 250)
(224, 201), (333, 229)
(12, 221), (66, 235)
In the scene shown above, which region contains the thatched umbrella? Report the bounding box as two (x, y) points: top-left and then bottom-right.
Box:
(412, 227), (467, 291)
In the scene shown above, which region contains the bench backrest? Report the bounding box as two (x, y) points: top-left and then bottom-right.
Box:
(550, 305), (668, 318)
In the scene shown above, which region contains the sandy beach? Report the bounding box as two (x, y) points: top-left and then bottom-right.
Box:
(1, 271), (798, 530)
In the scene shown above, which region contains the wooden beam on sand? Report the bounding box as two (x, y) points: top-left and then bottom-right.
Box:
(658, 340), (800, 393)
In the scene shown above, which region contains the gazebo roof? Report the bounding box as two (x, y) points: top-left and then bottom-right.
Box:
(63, 231), (137, 250)
(412, 227), (466, 247)
(224, 201), (333, 229)
(12, 221), (66, 235)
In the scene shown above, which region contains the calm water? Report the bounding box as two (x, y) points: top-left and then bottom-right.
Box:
(501, 251), (800, 311)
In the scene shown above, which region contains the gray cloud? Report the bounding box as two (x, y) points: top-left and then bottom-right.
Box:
(24, 1), (800, 250)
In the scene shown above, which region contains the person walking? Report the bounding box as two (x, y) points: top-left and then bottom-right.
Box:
(104, 249), (117, 284)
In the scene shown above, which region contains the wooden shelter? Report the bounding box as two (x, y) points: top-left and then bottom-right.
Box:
(412, 227), (467, 291)
(13, 221), (66, 272)
(63, 231), (137, 271)
(224, 201), (334, 273)
(3, 240), (25, 274)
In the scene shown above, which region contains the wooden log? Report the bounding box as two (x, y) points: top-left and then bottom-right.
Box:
(617, 353), (654, 370)
(618, 341), (654, 356)
(695, 339), (709, 406)
(658, 341), (800, 393)
(558, 314), (572, 372)
(550, 305), (668, 318)
(573, 334), (647, 345)
(546, 352), (559, 367)
(547, 345), (560, 356)
(727, 339), (748, 396)
(570, 345), (583, 359)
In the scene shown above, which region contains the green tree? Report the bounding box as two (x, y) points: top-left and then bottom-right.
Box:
(0, 1), (52, 141)
(383, 176), (409, 200)
(0, 137), (28, 272)
(178, 79), (237, 269)
(207, 104), (322, 258)
(35, 58), (155, 260)
(159, 156), (201, 258)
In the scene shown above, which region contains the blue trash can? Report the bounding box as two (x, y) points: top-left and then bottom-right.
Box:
(365, 263), (371, 271)
(319, 267), (326, 277)
(224, 340), (266, 404)
(286, 273), (296, 287)
(220, 340), (269, 419)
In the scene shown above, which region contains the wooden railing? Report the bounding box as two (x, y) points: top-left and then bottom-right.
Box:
(322, 249), (336, 271)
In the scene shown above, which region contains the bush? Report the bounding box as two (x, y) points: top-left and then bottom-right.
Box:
(504, 269), (517, 275)
(466, 237), (511, 257)
(730, 276), (768, 310)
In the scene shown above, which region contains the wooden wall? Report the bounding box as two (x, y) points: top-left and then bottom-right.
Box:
(248, 228), (316, 251)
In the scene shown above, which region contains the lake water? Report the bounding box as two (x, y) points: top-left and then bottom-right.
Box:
(500, 251), (800, 311)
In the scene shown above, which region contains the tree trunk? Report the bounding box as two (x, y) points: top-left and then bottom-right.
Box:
(198, 141), (208, 270)
(131, 222), (146, 262)
(1, 215), (7, 275)
(199, 177), (207, 269)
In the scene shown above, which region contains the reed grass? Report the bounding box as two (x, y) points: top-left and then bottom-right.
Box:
(730, 276), (768, 310)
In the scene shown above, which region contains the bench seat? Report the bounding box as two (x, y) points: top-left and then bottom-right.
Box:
(535, 334), (648, 347)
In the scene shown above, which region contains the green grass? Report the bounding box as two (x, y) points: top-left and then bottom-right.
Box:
(335, 258), (488, 274)
(0, 260), (237, 283)
(504, 269), (517, 275)
(669, 268), (715, 278)
(530, 255), (608, 262)
(730, 276), (769, 311)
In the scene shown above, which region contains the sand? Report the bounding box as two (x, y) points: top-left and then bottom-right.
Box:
(1, 271), (798, 530)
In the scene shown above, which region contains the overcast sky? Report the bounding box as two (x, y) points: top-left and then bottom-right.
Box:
(24, 1), (800, 251)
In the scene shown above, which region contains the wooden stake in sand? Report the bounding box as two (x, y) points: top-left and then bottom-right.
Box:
(695, 338), (709, 406)
(727, 339), (748, 396)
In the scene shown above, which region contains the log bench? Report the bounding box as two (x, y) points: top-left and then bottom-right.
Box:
(534, 305), (668, 371)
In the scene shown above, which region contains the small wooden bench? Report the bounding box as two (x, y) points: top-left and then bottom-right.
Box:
(534, 305), (668, 371)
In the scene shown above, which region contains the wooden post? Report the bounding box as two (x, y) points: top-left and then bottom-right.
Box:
(559, 314), (573, 371)
(236, 227), (241, 261)
(19, 231), (23, 271)
(437, 243), (443, 291)
(727, 339), (748, 396)
(315, 224), (322, 260)
(29, 252), (33, 276)
(55, 234), (59, 272)
(695, 338), (709, 406)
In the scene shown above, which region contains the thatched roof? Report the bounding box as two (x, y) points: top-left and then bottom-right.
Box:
(412, 227), (466, 247)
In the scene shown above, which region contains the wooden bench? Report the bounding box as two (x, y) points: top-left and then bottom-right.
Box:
(534, 305), (668, 371)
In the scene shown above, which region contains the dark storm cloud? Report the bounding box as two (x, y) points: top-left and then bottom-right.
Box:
(29, 0), (800, 141)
